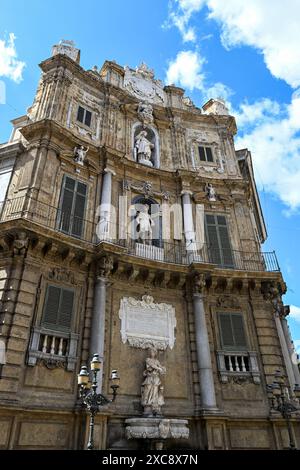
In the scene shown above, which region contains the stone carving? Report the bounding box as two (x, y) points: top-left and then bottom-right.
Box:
(13, 232), (28, 256)
(122, 179), (170, 200)
(206, 183), (217, 201)
(48, 267), (75, 284)
(194, 273), (206, 294)
(125, 418), (189, 440)
(135, 204), (154, 244)
(119, 295), (176, 350)
(138, 101), (154, 125)
(124, 63), (165, 104)
(52, 39), (80, 62)
(73, 145), (89, 165)
(97, 255), (114, 277)
(141, 348), (166, 416)
(217, 295), (240, 309)
(134, 130), (154, 167)
(183, 96), (196, 108)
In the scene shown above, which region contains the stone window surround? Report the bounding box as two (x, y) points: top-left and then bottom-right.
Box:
(27, 278), (81, 372)
(190, 140), (225, 173)
(76, 103), (93, 129)
(213, 308), (261, 384)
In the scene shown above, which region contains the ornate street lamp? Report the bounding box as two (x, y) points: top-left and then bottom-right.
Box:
(78, 353), (120, 450)
(267, 369), (300, 450)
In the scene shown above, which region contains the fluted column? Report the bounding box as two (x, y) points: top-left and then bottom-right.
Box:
(89, 256), (113, 392)
(193, 274), (217, 409)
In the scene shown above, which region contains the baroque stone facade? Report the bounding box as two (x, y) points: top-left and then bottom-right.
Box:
(0, 40), (299, 450)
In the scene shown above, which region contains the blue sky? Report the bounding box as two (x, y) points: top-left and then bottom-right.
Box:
(0, 0), (299, 347)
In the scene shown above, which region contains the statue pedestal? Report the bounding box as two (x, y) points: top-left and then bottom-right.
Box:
(125, 417), (189, 442)
(138, 157), (153, 167)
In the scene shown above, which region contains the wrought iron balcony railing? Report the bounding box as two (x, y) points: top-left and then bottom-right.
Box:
(0, 195), (280, 272)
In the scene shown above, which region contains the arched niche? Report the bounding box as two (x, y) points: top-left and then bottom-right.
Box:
(132, 122), (160, 169)
(130, 195), (162, 248)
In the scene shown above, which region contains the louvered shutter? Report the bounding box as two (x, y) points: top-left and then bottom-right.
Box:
(195, 204), (204, 249)
(59, 177), (75, 233)
(42, 286), (61, 327)
(217, 216), (234, 268)
(219, 313), (235, 348)
(84, 110), (92, 127)
(72, 181), (87, 237)
(205, 214), (221, 265)
(232, 314), (247, 349)
(198, 146), (206, 161)
(77, 106), (84, 123)
(58, 289), (74, 330)
(206, 147), (213, 162)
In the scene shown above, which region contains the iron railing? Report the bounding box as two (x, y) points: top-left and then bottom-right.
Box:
(0, 195), (280, 272)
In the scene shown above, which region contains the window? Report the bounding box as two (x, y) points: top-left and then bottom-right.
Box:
(57, 176), (87, 238)
(77, 105), (92, 127)
(218, 313), (247, 350)
(205, 214), (234, 268)
(198, 146), (213, 163)
(41, 285), (74, 332)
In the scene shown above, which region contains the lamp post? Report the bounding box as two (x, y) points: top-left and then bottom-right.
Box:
(267, 369), (300, 450)
(78, 353), (120, 450)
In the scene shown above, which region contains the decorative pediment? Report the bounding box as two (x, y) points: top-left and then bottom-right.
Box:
(123, 64), (165, 104)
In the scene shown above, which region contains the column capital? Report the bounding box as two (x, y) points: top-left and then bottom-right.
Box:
(104, 167), (116, 176)
(181, 189), (193, 196)
(193, 273), (207, 295)
(96, 254), (114, 278)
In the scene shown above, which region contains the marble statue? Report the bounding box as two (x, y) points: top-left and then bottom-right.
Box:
(141, 348), (166, 416)
(206, 183), (217, 201)
(74, 145), (89, 165)
(134, 130), (154, 167)
(135, 205), (154, 243)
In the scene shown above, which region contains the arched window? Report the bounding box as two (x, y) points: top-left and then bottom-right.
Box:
(132, 123), (160, 169)
(131, 195), (162, 248)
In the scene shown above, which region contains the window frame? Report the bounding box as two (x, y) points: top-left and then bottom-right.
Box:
(205, 213), (234, 268)
(41, 283), (75, 332)
(57, 174), (88, 239)
(198, 145), (214, 164)
(218, 311), (248, 351)
(76, 105), (92, 128)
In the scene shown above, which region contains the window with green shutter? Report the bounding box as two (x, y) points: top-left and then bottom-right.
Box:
(205, 214), (234, 268)
(42, 285), (74, 332)
(218, 313), (247, 350)
(57, 176), (87, 238)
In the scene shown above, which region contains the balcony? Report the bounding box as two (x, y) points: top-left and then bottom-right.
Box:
(0, 195), (280, 272)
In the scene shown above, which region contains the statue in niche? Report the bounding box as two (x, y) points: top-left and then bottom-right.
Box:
(135, 204), (154, 244)
(141, 348), (166, 416)
(206, 183), (217, 201)
(134, 130), (154, 167)
(73, 145), (89, 165)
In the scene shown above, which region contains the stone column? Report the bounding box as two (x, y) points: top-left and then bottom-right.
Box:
(89, 256), (113, 392)
(193, 274), (217, 410)
(281, 315), (300, 386)
(274, 311), (296, 393)
(98, 168), (115, 240)
(181, 190), (196, 252)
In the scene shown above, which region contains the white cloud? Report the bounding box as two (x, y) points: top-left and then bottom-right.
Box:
(0, 33), (25, 83)
(168, 1), (300, 88)
(166, 50), (205, 90)
(235, 91), (300, 211)
(206, 0), (300, 87)
(290, 305), (300, 323)
(166, 0), (206, 42)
